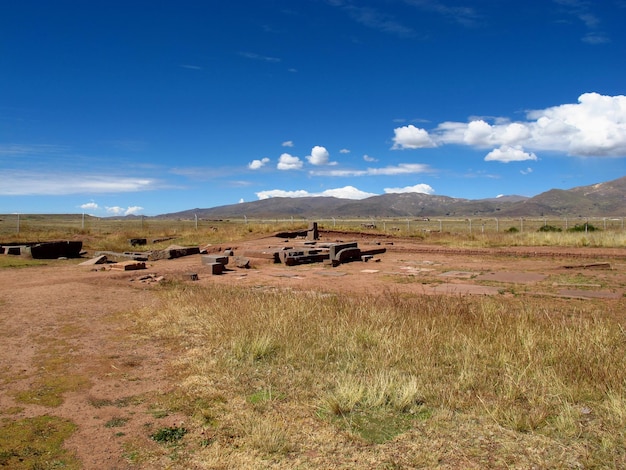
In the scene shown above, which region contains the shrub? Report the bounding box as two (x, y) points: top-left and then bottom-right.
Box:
(538, 225), (562, 232)
(568, 223), (598, 232)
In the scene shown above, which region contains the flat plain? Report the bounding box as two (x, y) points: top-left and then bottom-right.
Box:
(1, 225), (625, 468)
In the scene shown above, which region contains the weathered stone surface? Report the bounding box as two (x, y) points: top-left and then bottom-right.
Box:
(234, 256), (250, 268)
(335, 247), (361, 263)
(202, 255), (229, 266)
(242, 249), (282, 263)
(94, 251), (148, 261)
(282, 249), (327, 266)
(329, 242), (358, 261)
(79, 255), (108, 266)
(149, 245), (200, 260)
(361, 247), (387, 257)
(183, 272), (199, 281)
(207, 262), (223, 275)
(27, 241), (83, 259)
(111, 260), (146, 271)
(307, 222), (319, 241)
(6, 246), (24, 255)
(223, 249), (234, 256)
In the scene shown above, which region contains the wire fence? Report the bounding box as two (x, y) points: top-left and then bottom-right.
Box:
(1, 213), (625, 238)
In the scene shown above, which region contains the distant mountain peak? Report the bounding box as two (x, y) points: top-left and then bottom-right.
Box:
(155, 175), (626, 219)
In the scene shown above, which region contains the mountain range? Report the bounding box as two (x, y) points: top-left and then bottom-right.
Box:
(156, 176), (626, 220)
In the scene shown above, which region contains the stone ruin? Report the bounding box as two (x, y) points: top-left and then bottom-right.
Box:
(0, 241), (83, 259)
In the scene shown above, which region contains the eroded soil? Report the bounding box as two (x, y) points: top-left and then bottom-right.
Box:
(1, 231), (625, 468)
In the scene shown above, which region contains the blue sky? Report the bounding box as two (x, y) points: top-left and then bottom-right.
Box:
(1, 0), (625, 216)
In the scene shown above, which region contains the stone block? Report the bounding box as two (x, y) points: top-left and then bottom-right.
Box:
(329, 242), (358, 261)
(307, 221), (319, 240)
(234, 256), (250, 268)
(79, 255), (108, 266)
(207, 262), (223, 275)
(202, 255), (229, 266)
(335, 247), (361, 263)
(7, 246), (23, 255)
(111, 260), (146, 271)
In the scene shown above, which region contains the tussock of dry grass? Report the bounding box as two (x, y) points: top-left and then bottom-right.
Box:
(133, 283), (626, 468)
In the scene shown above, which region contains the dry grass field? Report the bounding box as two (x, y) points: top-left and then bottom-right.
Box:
(1, 217), (625, 469)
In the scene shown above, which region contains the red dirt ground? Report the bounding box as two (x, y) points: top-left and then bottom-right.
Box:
(1, 231), (625, 468)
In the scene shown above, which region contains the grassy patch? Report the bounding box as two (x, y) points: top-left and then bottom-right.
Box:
(88, 395), (142, 408)
(0, 415), (79, 469)
(0, 256), (47, 269)
(104, 417), (130, 428)
(150, 426), (187, 444)
(131, 283), (626, 467)
(15, 373), (89, 407)
(14, 341), (89, 407)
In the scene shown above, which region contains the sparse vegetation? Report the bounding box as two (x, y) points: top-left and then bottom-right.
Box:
(131, 282), (626, 468)
(150, 426), (188, 444)
(538, 224), (562, 232)
(568, 223), (599, 232)
(2, 216), (626, 468)
(0, 416), (79, 469)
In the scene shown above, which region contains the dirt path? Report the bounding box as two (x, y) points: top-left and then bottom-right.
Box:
(0, 265), (186, 469)
(1, 233), (625, 468)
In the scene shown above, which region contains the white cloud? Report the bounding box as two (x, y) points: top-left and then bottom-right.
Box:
(125, 206), (144, 215)
(256, 185), (376, 200)
(384, 183), (435, 195)
(277, 153), (303, 170)
(106, 206), (144, 216)
(239, 52), (281, 62)
(306, 146), (335, 165)
(339, 148), (350, 154)
(391, 124), (436, 149)
(520, 167), (533, 175)
(363, 154), (377, 162)
(484, 145), (537, 163)
(0, 171), (156, 195)
(391, 93), (626, 158)
(311, 163), (431, 177)
(282, 140), (294, 147)
(80, 202), (99, 210)
(248, 157), (270, 169)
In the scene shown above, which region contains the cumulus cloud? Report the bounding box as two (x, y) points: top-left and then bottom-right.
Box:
(310, 163), (431, 177)
(392, 124), (436, 149)
(256, 185), (376, 200)
(80, 201), (99, 210)
(484, 145), (537, 163)
(391, 93), (626, 158)
(277, 153), (303, 170)
(248, 157), (270, 169)
(363, 154), (377, 162)
(306, 146), (336, 165)
(106, 206), (144, 216)
(339, 148), (350, 154)
(282, 140), (294, 147)
(384, 183), (435, 195)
